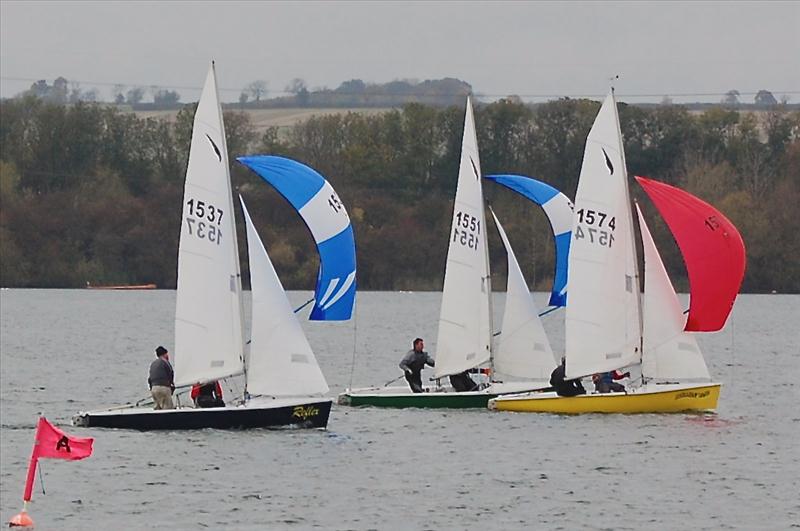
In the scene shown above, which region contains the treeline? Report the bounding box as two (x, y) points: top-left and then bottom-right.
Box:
(1, 95), (798, 292)
(240, 77), (472, 108)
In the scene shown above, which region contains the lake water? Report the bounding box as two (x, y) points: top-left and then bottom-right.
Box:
(0, 290), (798, 530)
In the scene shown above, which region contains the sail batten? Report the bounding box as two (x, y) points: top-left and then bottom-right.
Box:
(635, 176), (745, 332)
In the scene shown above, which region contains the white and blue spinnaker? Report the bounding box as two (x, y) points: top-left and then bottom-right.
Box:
(237, 155), (356, 321)
(485, 174), (573, 308)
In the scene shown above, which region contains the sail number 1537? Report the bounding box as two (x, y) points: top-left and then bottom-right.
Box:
(185, 198), (224, 245)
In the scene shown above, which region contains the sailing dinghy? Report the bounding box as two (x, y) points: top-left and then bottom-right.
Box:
(338, 97), (554, 408)
(489, 91), (745, 414)
(74, 63), (333, 429)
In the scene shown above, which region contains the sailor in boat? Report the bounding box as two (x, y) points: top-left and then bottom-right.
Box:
(549, 357), (586, 397)
(191, 381), (225, 408)
(592, 370), (630, 394)
(148, 346), (175, 410)
(449, 371), (479, 392)
(399, 338), (435, 393)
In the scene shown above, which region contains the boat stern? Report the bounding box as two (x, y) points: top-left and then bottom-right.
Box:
(72, 412), (90, 427)
(337, 391), (353, 406)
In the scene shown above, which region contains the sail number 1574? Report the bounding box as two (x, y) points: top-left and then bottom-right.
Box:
(575, 208), (615, 247)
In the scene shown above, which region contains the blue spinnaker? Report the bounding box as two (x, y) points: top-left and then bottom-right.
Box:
(485, 174), (573, 307)
(238, 155), (356, 321)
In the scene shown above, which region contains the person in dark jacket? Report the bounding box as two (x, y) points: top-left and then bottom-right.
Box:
(191, 381), (225, 408)
(449, 371), (479, 392)
(398, 338), (435, 393)
(592, 370), (630, 393)
(148, 346), (175, 409)
(549, 357), (586, 397)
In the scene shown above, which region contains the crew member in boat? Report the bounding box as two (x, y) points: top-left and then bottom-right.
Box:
(191, 381), (225, 408)
(592, 370), (630, 393)
(549, 357), (586, 397)
(399, 338), (435, 393)
(148, 346), (175, 409)
(449, 371), (479, 392)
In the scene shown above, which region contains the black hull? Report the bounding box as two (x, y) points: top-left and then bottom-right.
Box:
(74, 400), (331, 431)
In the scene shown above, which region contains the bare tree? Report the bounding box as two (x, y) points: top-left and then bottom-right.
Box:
(285, 78), (307, 94)
(246, 80), (268, 102)
(52, 77), (68, 104)
(82, 88), (99, 102)
(126, 87), (145, 105)
(722, 89), (740, 106)
(113, 84), (126, 104)
(754, 90), (777, 106)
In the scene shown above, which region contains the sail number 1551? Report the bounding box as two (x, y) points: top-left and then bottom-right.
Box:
(453, 211), (481, 250)
(185, 198), (224, 245)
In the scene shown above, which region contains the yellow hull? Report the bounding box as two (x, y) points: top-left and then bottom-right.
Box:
(488, 383), (721, 414)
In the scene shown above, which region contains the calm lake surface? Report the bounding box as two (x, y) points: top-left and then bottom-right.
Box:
(1, 290), (798, 530)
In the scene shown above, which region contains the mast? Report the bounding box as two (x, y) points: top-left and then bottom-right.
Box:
(479, 103), (494, 375)
(212, 61), (248, 397)
(611, 86), (645, 374)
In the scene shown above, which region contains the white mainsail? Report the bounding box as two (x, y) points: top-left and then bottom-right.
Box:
(240, 198), (329, 397)
(490, 209), (556, 380)
(434, 96), (492, 378)
(637, 205), (710, 381)
(174, 63), (245, 387)
(565, 92), (642, 379)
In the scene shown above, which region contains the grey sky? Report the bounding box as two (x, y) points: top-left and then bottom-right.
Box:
(1, 0), (798, 103)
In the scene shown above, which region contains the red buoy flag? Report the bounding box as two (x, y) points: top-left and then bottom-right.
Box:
(22, 417), (93, 502)
(32, 417), (93, 461)
(10, 417), (94, 527)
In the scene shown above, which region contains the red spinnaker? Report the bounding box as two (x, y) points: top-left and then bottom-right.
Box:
(635, 176), (746, 331)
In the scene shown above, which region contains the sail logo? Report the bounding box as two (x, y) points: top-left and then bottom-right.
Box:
(469, 157), (480, 180)
(318, 272), (356, 311)
(675, 390), (710, 400)
(205, 134), (222, 162)
(601, 148), (615, 174)
(292, 405), (319, 420)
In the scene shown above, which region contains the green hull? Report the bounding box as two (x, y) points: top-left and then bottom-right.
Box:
(338, 392), (497, 409)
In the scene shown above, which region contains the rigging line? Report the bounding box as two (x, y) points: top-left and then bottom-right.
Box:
(538, 306), (560, 318)
(37, 460), (45, 495)
(730, 310), (736, 392)
(293, 298), (315, 314)
(348, 295), (358, 390)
